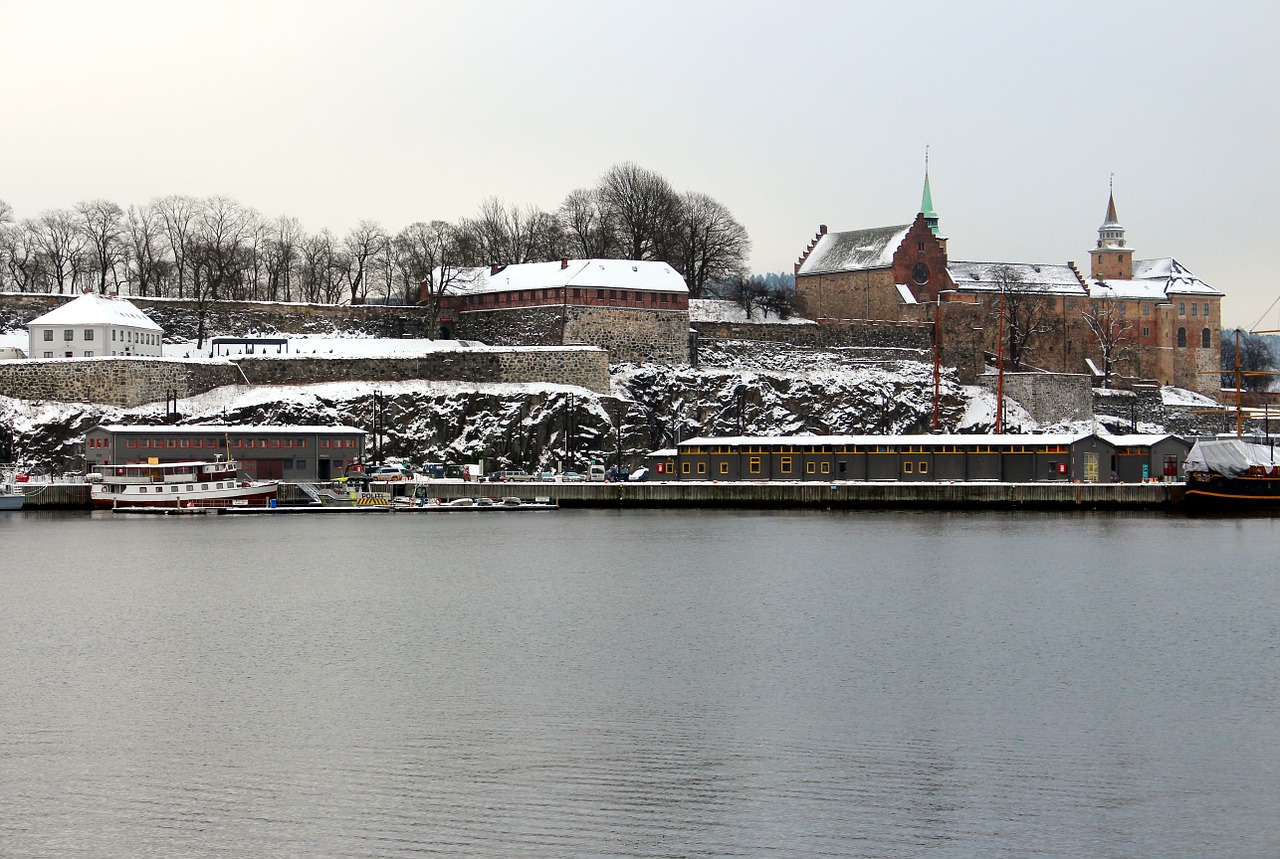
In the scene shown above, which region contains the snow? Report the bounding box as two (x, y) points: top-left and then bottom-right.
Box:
(949, 260), (1085, 295)
(27, 293), (162, 330)
(160, 337), (603, 360)
(1161, 385), (1219, 407)
(796, 225), (911, 275)
(687, 300), (812, 325)
(445, 259), (688, 295)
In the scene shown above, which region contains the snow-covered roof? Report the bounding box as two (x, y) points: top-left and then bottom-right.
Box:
(677, 432), (1094, 448)
(1131, 257), (1221, 296)
(93, 423), (366, 435)
(1101, 434), (1183, 447)
(28, 293), (162, 330)
(796, 225), (911, 275)
(444, 259), (688, 295)
(948, 261), (1086, 296)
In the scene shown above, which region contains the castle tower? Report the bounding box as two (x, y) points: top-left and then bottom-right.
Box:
(1090, 180), (1133, 279)
(920, 167), (939, 235)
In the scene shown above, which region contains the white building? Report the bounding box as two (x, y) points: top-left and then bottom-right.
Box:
(27, 293), (164, 359)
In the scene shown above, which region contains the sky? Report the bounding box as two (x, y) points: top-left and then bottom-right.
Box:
(2, 0), (1277, 328)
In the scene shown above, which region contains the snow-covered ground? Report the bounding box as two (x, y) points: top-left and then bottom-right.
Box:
(688, 299), (812, 325)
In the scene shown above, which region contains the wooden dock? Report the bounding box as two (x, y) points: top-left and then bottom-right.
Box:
(17, 480), (1185, 511)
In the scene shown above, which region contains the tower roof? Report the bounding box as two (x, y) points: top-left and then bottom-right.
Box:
(1102, 190), (1121, 228)
(920, 173), (937, 220)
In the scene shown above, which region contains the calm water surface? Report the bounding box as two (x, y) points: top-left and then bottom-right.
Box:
(1, 508), (1277, 857)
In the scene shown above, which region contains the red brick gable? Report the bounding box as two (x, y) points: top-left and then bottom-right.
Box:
(891, 214), (951, 302)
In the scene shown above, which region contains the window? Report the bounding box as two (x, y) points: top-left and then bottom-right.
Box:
(697, 462), (706, 475)
(1203, 303), (1210, 316)
(84, 329), (94, 341)
(127, 439), (137, 448)
(904, 461), (914, 474)
(597, 289), (604, 299)
(919, 461), (929, 474)
(749, 456), (761, 475)
(780, 456), (792, 474)
(719, 462), (729, 475)
(806, 461), (816, 474)
(83, 351), (93, 357)
(112, 330), (117, 341)
(1143, 327), (1150, 337)
(681, 462), (691, 474)
(43, 330), (52, 341)
(821, 462), (831, 474)
(43, 352), (52, 358)
(1190, 303), (1198, 316)
(139, 486), (148, 493)
(1178, 302), (1186, 315)
(63, 329), (74, 341)
(1202, 328), (1211, 348)
(1177, 327), (1187, 348)
(1143, 304), (1150, 316)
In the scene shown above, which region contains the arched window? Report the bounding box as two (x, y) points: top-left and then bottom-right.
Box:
(1177, 327), (1187, 348)
(1202, 328), (1211, 349)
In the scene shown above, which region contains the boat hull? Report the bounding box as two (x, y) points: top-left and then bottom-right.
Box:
(1184, 471), (1280, 509)
(92, 482), (279, 509)
(0, 492), (25, 511)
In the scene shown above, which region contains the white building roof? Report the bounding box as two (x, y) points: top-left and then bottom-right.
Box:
(796, 225), (911, 275)
(28, 293), (162, 331)
(444, 259), (689, 295)
(677, 432), (1095, 448)
(948, 261), (1087, 296)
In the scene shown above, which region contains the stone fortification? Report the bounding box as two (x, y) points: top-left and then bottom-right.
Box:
(0, 359), (243, 407)
(979, 372), (1094, 425)
(455, 305), (691, 365)
(0, 347), (609, 406)
(234, 348), (610, 393)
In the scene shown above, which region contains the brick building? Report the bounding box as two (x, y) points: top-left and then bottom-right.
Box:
(794, 178), (1223, 395)
(423, 258), (691, 365)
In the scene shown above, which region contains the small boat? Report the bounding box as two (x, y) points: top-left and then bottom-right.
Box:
(1183, 438), (1280, 508)
(0, 471), (25, 511)
(90, 458), (279, 509)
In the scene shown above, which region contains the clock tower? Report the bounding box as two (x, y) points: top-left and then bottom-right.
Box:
(1090, 182), (1134, 280)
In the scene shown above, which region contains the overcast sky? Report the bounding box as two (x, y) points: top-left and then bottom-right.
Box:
(3, 0), (1276, 327)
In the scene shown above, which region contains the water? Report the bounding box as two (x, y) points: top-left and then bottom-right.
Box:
(2, 509), (1277, 857)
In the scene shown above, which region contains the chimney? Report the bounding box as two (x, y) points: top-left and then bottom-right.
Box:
(490, 264), (500, 276)
(561, 257), (569, 269)
(819, 224), (827, 234)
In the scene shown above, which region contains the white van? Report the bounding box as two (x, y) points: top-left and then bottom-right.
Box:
(588, 463), (606, 482)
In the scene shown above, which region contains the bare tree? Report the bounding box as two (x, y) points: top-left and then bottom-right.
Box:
(668, 192), (749, 298)
(716, 273), (770, 319)
(124, 204), (171, 297)
(1081, 289), (1136, 389)
(1, 221), (45, 292)
(558, 187), (617, 259)
(32, 210), (88, 293)
(1221, 329), (1276, 391)
(596, 162), (682, 261)
(154, 195), (200, 298)
(298, 230), (344, 304)
(989, 265), (1050, 370)
(75, 199), (127, 293)
(342, 220), (389, 303)
(394, 220), (471, 335)
(262, 215), (302, 302)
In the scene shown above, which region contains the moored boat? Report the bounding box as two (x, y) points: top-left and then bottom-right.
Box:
(90, 458), (278, 509)
(1, 472), (25, 511)
(1183, 439), (1280, 508)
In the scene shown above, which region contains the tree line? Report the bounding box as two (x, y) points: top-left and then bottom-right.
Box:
(0, 162), (750, 312)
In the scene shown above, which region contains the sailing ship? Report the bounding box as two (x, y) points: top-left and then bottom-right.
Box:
(1183, 438), (1280, 508)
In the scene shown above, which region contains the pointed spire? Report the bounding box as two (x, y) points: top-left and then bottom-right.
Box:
(920, 147), (939, 235)
(1097, 176), (1126, 248)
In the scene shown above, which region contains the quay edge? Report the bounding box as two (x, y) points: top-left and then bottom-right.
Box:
(16, 481), (1185, 511)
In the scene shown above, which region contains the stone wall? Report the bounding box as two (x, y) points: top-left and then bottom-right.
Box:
(233, 348), (610, 393)
(0, 358), (243, 407)
(454, 307), (564, 347)
(564, 306), (690, 365)
(978, 372), (1094, 425)
(0, 347), (610, 406)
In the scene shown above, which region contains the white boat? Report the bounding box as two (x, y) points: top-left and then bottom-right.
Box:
(90, 459), (278, 509)
(0, 476), (24, 511)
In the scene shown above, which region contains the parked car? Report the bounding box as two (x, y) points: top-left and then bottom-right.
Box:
(366, 465), (413, 481)
(588, 464), (606, 482)
(535, 471), (556, 482)
(488, 469), (532, 482)
(560, 471), (584, 482)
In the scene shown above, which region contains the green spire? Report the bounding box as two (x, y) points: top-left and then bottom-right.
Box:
(920, 171), (939, 235)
